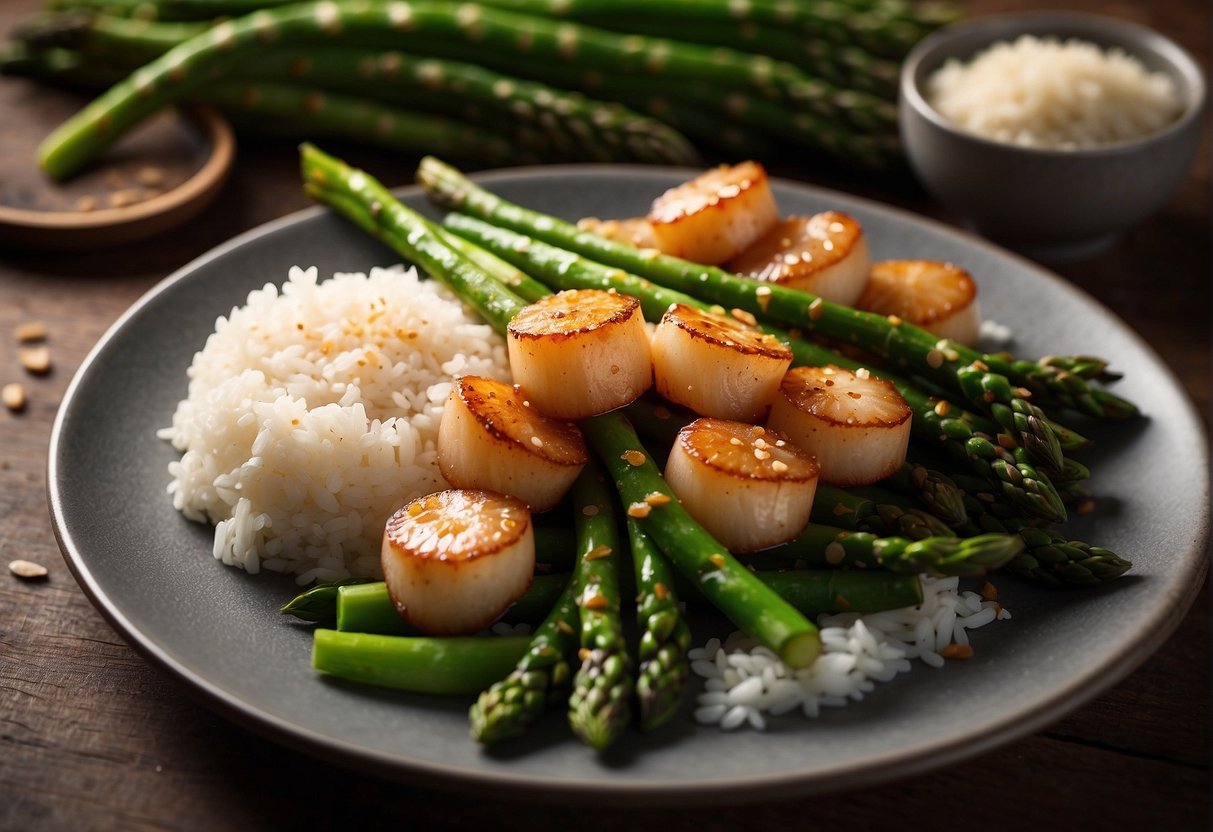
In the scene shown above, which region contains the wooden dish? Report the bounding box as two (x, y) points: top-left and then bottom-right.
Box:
(0, 105), (235, 251)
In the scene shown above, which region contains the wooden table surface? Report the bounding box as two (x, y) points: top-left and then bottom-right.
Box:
(1, 1), (1208, 829)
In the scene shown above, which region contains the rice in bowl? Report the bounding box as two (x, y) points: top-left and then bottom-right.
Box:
(158, 265), (511, 583)
(926, 34), (1183, 149)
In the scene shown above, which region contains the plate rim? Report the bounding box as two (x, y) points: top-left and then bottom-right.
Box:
(46, 163), (1211, 804)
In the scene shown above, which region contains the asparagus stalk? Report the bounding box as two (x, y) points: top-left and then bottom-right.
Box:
(470, 0), (959, 59)
(751, 569), (923, 613)
(38, 1), (897, 178)
(815, 484), (957, 541)
(335, 574), (569, 635)
(312, 629), (531, 695)
(769, 525), (1023, 577)
(437, 209), (1069, 524)
(279, 577), (376, 624)
(210, 81), (524, 163)
(566, 464), (634, 750)
(542, 69), (901, 169)
(468, 582), (581, 742)
(605, 17), (901, 96)
(234, 47), (700, 165)
(47, 0), (962, 55)
(876, 462), (969, 527)
(1001, 527), (1133, 587)
(627, 518), (691, 732)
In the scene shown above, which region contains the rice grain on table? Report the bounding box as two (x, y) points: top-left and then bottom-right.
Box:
(159, 265), (510, 583)
(690, 577), (1011, 729)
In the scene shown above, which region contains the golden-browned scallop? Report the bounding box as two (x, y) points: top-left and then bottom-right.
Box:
(726, 212), (870, 307)
(576, 216), (659, 249)
(507, 289), (652, 420)
(381, 489), (535, 636)
(664, 418), (820, 552)
(856, 259), (983, 346)
(767, 365), (911, 486)
(438, 375), (589, 511)
(650, 303), (792, 422)
(646, 161), (779, 265)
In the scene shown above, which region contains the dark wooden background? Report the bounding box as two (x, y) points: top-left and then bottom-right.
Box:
(1, 0), (1208, 829)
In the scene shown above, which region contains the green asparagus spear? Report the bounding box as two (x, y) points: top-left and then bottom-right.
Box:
(1001, 527), (1133, 587)
(210, 81), (523, 163)
(234, 47), (700, 165)
(751, 569), (923, 613)
(38, 1), (897, 178)
(279, 577), (377, 624)
(312, 629), (531, 695)
(566, 464), (634, 750)
(470, 0), (959, 59)
(468, 586), (580, 742)
(627, 518), (691, 732)
(335, 574), (569, 635)
(769, 524), (1023, 577)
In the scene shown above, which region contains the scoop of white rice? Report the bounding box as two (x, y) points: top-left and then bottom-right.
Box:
(158, 265), (510, 583)
(926, 34), (1183, 149)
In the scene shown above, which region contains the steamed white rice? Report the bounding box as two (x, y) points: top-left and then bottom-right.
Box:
(158, 265), (510, 583)
(927, 34), (1183, 149)
(691, 576), (1010, 729)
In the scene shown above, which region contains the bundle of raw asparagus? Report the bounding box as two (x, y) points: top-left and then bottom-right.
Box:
(2, 0), (963, 176)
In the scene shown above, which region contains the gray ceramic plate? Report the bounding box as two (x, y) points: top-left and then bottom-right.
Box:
(48, 166), (1209, 804)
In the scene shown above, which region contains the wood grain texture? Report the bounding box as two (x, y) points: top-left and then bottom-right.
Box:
(0, 0), (1208, 828)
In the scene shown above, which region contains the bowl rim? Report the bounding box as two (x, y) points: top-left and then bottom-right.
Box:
(0, 104), (235, 232)
(900, 10), (1208, 159)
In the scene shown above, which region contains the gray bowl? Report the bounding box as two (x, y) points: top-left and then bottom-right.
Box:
(899, 12), (1206, 259)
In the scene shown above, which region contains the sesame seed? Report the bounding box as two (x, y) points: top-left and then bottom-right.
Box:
(808, 297), (824, 320)
(771, 459), (788, 473)
(926, 349), (944, 369)
(933, 400), (951, 417)
(708, 553), (727, 568)
(644, 491), (671, 506)
(584, 545), (612, 561)
(627, 502), (652, 518)
(388, 2), (415, 29)
(621, 450), (646, 466)
(824, 541), (846, 565)
(581, 592), (608, 611)
(940, 644), (974, 660)
(653, 582), (668, 600)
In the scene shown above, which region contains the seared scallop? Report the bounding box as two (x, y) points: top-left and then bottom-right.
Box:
(650, 303), (792, 422)
(647, 161), (779, 265)
(438, 375), (589, 511)
(381, 489), (535, 636)
(664, 418), (819, 552)
(727, 212), (870, 307)
(507, 289), (652, 420)
(767, 365), (911, 486)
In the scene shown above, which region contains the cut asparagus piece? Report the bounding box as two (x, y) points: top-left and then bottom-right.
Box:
(566, 464), (634, 750)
